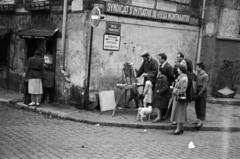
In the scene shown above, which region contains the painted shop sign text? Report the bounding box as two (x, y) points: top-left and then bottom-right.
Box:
(105, 2), (190, 24)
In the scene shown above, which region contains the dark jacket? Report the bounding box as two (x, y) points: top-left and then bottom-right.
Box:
(152, 74), (170, 109)
(26, 55), (44, 79)
(159, 62), (174, 86)
(136, 57), (159, 85)
(196, 70), (209, 98)
(43, 69), (55, 88)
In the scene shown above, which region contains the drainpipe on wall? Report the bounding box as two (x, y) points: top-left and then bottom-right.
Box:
(196, 0), (207, 63)
(61, 0), (68, 69)
(60, 0), (71, 104)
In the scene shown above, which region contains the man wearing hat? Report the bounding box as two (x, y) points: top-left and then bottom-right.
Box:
(136, 51), (159, 91)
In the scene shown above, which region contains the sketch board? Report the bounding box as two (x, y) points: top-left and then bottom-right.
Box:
(99, 90), (116, 112)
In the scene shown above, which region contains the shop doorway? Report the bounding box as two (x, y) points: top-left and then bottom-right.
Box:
(26, 38), (56, 66)
(25, 37), (57, 103)
(18, 27), (58, 67)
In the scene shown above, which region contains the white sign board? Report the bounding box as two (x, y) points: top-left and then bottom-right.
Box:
(103, 34), (120, 51)
(99, 90), (116, 112)
(71, 0), (83, 12)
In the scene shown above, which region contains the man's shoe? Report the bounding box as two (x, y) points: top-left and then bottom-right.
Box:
(152, 118), (161, 123)
(35, 103), (40, 107)
(191, 120), (199, 125)
(196, 122), (203, 127)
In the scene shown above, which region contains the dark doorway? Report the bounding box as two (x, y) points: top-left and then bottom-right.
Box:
(26, 38), (56, 63)
(25, 37), (57, 103)
(0, 37), (10, 88)
(46, 37), (57, 70)
(0, 38), (9, 66)
(26, 39), (42, 58)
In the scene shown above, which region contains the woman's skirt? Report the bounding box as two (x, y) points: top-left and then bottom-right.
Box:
(28, 79), (43, 95)
(170, 97), (187, 123)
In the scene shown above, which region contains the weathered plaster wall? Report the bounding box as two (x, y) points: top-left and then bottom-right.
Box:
(65, 13), (89, 87)
(0, 14), (31, 90)
(201, 0), (240, 95)
(90, 15), (199, 90)
(218, 8), (240, 38)
(59, 12), (90, 105)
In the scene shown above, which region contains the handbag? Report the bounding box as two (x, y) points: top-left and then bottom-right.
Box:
(176, 94), (187, 103)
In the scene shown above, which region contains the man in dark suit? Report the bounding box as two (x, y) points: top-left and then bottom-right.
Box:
(157, 53), (174, 86)
(156, 53), (174, 120)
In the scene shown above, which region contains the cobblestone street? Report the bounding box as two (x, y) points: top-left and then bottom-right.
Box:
(0, 103), (240, 159)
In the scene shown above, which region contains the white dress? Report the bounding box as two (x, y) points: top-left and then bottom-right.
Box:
(143, 80), (153, 104)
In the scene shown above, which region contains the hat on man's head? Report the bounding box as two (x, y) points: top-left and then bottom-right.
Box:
(141, 51), (150, 57)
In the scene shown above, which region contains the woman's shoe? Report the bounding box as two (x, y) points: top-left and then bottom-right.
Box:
(173, 130), (184, 135)
(35, 103), (40, 107)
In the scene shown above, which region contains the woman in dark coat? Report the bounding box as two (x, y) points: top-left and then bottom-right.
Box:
(25, 50), (44, 106)
(152, 69), (170, 122)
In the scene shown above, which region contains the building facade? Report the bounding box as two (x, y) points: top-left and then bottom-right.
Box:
(200, 0), (240, 96)
(0, 0), (205, 107)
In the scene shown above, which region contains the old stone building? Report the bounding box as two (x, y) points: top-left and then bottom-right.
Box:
(200, 0), (240, 97)
(4, 0), (237, 107)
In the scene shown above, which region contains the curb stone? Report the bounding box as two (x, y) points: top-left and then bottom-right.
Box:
(207, 97), (240, 106)
(1, 99), (240, 132)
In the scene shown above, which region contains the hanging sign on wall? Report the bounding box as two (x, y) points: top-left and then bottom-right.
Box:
(105, 2), (191, 24)
(103, 34), (121, 51)
(106, 21), (121, 35)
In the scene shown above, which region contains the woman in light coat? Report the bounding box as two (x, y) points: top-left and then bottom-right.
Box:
(170, 64), (188, 135)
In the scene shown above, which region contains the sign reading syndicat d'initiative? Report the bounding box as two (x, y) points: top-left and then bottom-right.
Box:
(105, 2), (191, 24)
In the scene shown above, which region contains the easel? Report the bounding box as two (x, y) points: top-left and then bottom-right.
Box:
(112, 63), (144, 116)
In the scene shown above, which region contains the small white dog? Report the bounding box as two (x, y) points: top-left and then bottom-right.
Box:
(136, 106), (153, 122)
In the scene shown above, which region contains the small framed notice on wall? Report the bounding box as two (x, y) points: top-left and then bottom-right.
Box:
(103, 34), (121, 51)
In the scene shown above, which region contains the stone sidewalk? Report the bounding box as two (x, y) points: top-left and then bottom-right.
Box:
(1, 88), (240, 131)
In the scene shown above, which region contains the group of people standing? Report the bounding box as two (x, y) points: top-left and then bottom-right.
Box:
(23, 49), (55, 107)
(136, 51), (209, 135)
